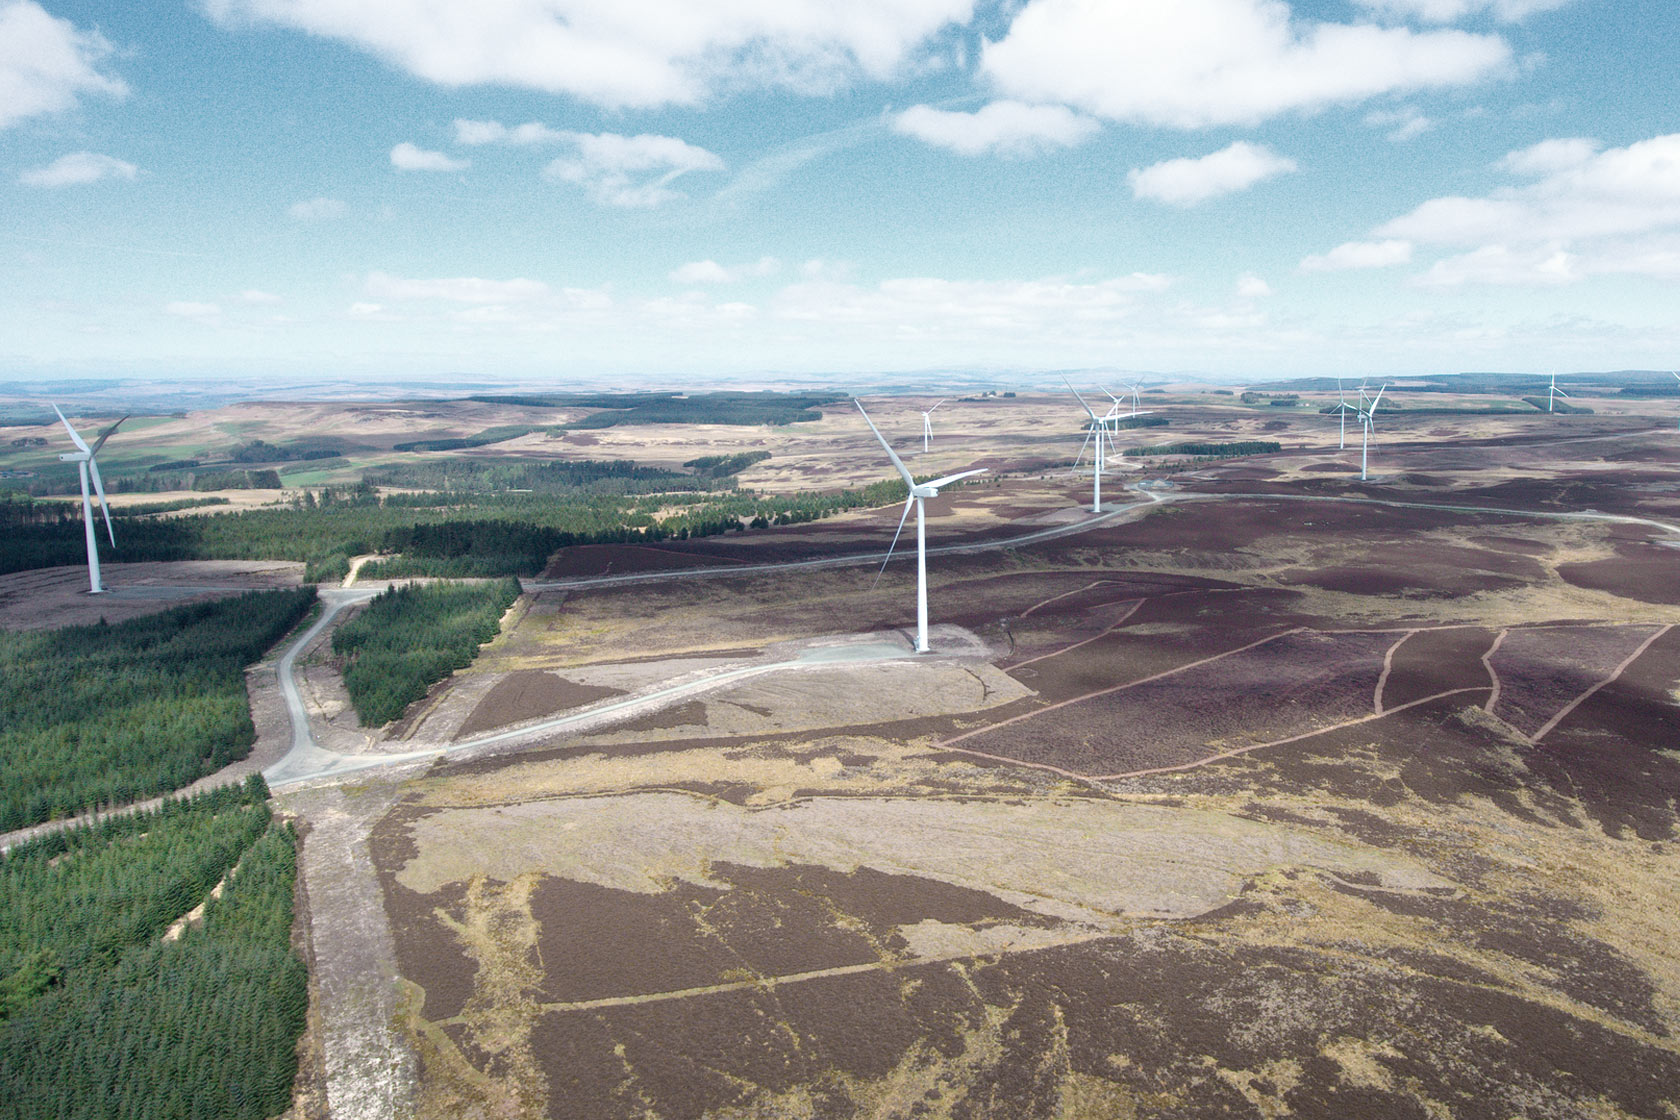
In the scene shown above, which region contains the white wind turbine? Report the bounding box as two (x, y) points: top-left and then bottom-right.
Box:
(1335, 378), (1352, 451)
(1356, 385), (1387, 482)
(52, 404), (127, 594)
(856, 399), (986, 654)
(920, 398), (946, 453)
(1065, 378), (1115, 514)
(1547, 372), (1572, 414)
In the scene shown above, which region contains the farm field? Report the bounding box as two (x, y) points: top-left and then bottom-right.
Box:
(7, 382), (1680, 1118)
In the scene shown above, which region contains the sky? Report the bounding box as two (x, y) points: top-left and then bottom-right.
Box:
(1, 0), (1677, 384)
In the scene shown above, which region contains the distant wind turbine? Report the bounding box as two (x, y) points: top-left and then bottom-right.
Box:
(856, 399), (986, 654)
(1674, 371), (1679, 430)
(1336, 378), (1350, 451)
(920, 398), (946, 454)
(1356, 385), (1387, 482)
(1547, 372), (1571, 414)
(52, 404), (127, 594)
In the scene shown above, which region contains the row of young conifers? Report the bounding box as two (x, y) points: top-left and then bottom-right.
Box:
(0, 777), (307, 1120)
(0, 575), (529, 1119)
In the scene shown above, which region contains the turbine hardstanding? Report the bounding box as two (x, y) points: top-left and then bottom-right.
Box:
(52, 404), (127, 594)
(855, 399), (986, 654)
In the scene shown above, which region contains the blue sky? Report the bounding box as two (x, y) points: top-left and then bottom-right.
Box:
(2, 0), (1676, 383)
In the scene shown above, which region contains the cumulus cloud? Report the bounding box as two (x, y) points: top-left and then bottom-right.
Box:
(670, 257), (779, 284)
(1236, 273), (1272, 299)
(1128, 142), (1297, 206)
(199, 0), (972, 109)
(1355, 0), (1575, 23)
(19, 151), (137, 187)
(1376, 133), (1680, 246)
(165, 301), (221, 319)
(365, 271), (551, 304)
(541, 131), (724, 207)
(288, 197), (346, 220)
(390, 141), (468, 171)
(240, 289), (282, 303)
(1300, 239), (1415, 270)
(891, 100), (1099, 157)
(1416, 243), (1578, 286)
(0, 1), (127, 130)
(981, 0), (1511, 128)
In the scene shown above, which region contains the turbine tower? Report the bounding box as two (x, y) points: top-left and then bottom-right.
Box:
(1356, 385), (1387, 482)
(1336, 378), (1348, 451)
(1065, 378), (1112, 514)
(920, 398), (946, 454)
(52, 404), (126, 594)
(855, 399), (986, 653)
(1547, 372), (1571, 414)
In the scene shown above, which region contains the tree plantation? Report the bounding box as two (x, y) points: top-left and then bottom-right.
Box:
(332, 578), (522, 726)
(0, 588), (316, 831)
(0, 778), (308, 1120)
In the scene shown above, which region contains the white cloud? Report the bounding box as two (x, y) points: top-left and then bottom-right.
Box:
(1416, 243), (1578, 286)
(390, 141), (468, 171)
(365, 271), (551, 304)
(453, 119), (566, 146)
(1236, 273), (1272, 299)
(0, 1), (127, 130)
(1300, 239), (1414, 271)
(346, 301), (391, 320)
(1355, 0), (1575, 23)
(288, 197), (346, 220)
(200, 0), (973, 109)
(1365, 106), (1433, 142)
(1128, 142), (1297, 206)
(1376, 133), (1680, 246)
(1497, 136), (1598, 176)
(891, 100), (1099, 157)
(18, 151), (137, 187)
(981, 0), (1511, 129)
(542, 131), (724, 207)
(670, 257), (779, 284)
(240, 289), (282, 304)
(165, 301), (221, 319)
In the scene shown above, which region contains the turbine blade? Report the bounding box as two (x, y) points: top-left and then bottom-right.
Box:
(928, 398), (946, 413)
(873, 497), (915, 588)
(88, 458), (116, 547)
(1075, 424), (1095, 467)
(854, 399), (915, 487)
(52, 403), (91, 454)
(1061, 377), (1100, 421)
(923, 467), (988, 490)
(1370, 385), (1388, 411)
(88, 414), (128, 456)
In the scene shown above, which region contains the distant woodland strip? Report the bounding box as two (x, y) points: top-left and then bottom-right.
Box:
(332, 578), (522, 726)
(0, 588), (316, 831)
(0, 475), (908, 583)
(1123, 441), (1282, 458)
(0, 777), (308, 1120)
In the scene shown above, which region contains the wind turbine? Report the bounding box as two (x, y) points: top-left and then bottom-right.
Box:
(920, 399), (946, 454)
(1356, 385), (1387, 482)
(52, 405), (127, 594)
(1546, 372), (1571, 414)
(855, 399), (986, 654)
(1673, 371), (1679, 430)
(1065, 379), (1114, 514)
(1336, 378), (1350, 451)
